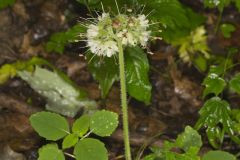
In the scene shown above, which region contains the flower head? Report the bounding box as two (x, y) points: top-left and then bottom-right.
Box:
(85, 12), (151, 57)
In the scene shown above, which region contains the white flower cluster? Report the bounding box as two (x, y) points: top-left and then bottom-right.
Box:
(86, 13), (151, 57)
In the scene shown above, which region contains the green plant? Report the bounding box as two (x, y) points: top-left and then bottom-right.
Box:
(195, 49), (240, 148)
(172, 26), (210, 71)
(30, 110), (119, 160)
(143, 126), (236, 160)
(220, 23), (236, 38)
(0, 0), (15, 9)
(44, 1), (209, 159)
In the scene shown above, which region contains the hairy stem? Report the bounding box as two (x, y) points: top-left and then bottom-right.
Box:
(117, 39), (132, 160)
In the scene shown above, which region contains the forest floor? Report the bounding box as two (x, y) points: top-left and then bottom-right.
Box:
(0, 0), (240, 159)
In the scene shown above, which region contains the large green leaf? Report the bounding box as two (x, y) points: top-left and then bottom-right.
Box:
(30, 112), (69, 141)
(18, 66), (96, 117)
(90, 110), (118, 137)
(87, 53), (119, 98)
(74, 138), (108, 160)
(72, 114), (90, 137)
(125, 46), (152, 104)
(195, 97), (240, 148)
(38, 144), (65, 160)
(202, 151), (236, 160)
(202, 73), (226, 98)
(229, 73), (240, 94)
(175, 126), (202, 153)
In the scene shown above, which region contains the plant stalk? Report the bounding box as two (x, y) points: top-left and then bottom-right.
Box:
(117, 39), (132, 160)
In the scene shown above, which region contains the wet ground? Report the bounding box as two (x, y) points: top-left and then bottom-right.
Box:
(0, 0), (240, 159)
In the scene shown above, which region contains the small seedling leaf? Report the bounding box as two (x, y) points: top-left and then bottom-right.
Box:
(38, 144), (65, 160)
(72, 114), (90, 137)
(30, 111), (69, 141)
(62, 133), (79, 149)
(74, 138), (108, 160)
(90, 110), (118, 137)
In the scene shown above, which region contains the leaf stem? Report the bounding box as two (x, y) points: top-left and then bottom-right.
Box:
(64, 152), (76, 159)
(117, 39), (132, 160)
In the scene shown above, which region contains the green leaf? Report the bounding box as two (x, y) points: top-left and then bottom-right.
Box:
(62, 134), (79, 149)
(175, 126), (202, 152)
(235, 0), (240, 11)
(90, 110), (118, 137)
(72, 115), (90, 137)
(38, 144), (65, 160)
(202, 73), (226, 98)
(74, 138), (108, 160)
(18, 66), (96, 117)
(87, 53), (119, 98)
(0, 0), (15, 9)
(202, 151), (236, 160)
(220, 23), (236, 38)
(46, 32), (66, 54)
(125, 47), (152, 104)
(0, 64), (16, 84)
(229, 73), (240, 94)
(30, 111), (69, 141)
(193, 54), (208, 72)
(195, 97), (240, 148)
(46, 24), (86, 54)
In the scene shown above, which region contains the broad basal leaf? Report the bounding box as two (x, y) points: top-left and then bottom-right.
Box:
(202, 151), (236, 160)
(90, 110), (118, 137)
(195, 97), (240, 148)
(38, 144), (65, 160)
(175, 126), (202, 153)
(30, 112), (69, 141)
(125, 46), (152, 104)
(74, 138), (108, 160)
(203, 73), (226, 98)
(62, 134), (79, 149)
(87, 53), (119, 98)
(72, 114), (90, 137)
(229, 73), (240, 94)
(18, 66), (96, 117)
